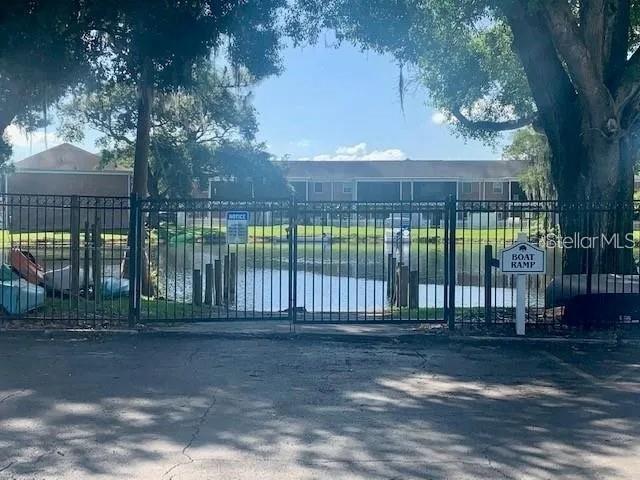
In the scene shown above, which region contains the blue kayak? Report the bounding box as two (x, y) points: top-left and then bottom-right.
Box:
(101, 277), (130, 298)
(0, 280), (46, 315)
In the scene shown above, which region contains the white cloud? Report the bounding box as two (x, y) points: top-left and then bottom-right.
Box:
(5, 124), (61, 148)
(309, 142), (407, 161)
(431, 111), (448, 125)
(292, 138), (311, 149)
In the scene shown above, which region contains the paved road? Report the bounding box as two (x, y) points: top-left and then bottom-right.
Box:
(0, 332), (639, 479)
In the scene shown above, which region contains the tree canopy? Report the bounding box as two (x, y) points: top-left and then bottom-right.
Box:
(0, 0), (90, 162)
(302, 1), (640, 205)
(59, 63), (284, 197)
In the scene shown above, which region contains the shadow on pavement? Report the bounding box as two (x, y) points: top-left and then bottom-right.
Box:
(0, 335), (639, 479)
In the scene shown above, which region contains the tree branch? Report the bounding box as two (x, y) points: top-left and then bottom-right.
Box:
(615, 45), (640, 108)
(542, 0), (617, 123)
(450, 106), (535, 132)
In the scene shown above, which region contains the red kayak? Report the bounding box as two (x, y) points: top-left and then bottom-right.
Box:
(10, 248), (45, 285)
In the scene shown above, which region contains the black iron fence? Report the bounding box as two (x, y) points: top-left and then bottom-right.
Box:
(0, 194), (130, 327)
(1, 193), (639, 331)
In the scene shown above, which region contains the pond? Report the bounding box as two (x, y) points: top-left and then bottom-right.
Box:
(152, 243), (522, 312)
(4, 241), (540, 313)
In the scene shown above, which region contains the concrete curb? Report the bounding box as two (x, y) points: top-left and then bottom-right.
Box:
(1, 327), (637, 346)
(448, 334), (635, 346)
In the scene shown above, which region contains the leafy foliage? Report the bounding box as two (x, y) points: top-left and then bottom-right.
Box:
(503, 127), (554, 200)
(0, 0), (91, 161)
(298, 0), (535, 142)
(59, 63), (282, 197)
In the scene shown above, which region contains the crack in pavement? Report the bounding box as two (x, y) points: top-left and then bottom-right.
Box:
(0, 462), (14, 473)
(163, 394), (217, 478)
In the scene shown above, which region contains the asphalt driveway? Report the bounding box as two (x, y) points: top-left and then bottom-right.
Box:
(0, 332), (639, 479)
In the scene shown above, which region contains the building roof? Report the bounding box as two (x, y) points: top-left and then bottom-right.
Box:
(13, 143), (130, 173)
(279, 159), (527, 181)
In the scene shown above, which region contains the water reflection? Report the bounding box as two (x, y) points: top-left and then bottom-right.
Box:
(154, 243), (519, 312)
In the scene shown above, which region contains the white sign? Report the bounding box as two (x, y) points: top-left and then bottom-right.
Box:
(500, 240), (546, 274)
(226, 211), (249, 244)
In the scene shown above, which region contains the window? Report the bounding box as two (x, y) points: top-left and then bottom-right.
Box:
(492, 182), (504, 194)
(314, 182), (323, 193)
(462, 182), (473, 194)
(343, 183), (353, 195)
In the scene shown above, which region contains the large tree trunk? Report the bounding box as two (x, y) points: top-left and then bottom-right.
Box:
(551, 130), (635, 274)
(124, 57), (156, 297)
(132, 58), (154, 198)
(506, 5), (636, 275)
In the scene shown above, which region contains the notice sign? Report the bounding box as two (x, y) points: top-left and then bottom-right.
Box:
(500, 240), (546, 274)
(226, 211), (249, 244)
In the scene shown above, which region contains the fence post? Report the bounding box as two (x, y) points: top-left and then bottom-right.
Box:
(83, 221), (91, 294)
(127, 194), (140, 328)
(288, 195), (297, 324)
(92, 218), (102, 305)
(70, 196), (80, 307)
(484, 245), (493, 325)
(447, 194), (457, 330)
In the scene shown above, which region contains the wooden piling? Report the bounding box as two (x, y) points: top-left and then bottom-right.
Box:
(214, 259), (222, 306)
(204, 263), (213, 305)
(409, 269), (419, 309)
(223, 254), (230, 304)
(193, 269), (202, 306)
(396, 264), (409, 308)
(389, 256), (397, 304)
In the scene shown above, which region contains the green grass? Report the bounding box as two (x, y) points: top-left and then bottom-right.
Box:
(0, 230), (128, 247)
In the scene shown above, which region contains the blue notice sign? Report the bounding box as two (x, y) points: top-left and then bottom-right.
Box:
(226, 211), (249, 244)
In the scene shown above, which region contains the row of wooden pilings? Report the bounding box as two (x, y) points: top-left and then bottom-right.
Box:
(191, 252), (238, 307)
(69, 213), (104, 304)
(386, 253), (419, 309)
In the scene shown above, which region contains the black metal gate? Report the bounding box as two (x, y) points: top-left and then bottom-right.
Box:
(289, 200), (449, 324)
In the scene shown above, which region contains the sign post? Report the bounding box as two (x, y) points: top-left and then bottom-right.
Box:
(500, 232), (546, 336)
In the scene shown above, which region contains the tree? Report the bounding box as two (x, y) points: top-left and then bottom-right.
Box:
(503, 127), (555, 201)
(0, 0), (90, 161)
(301, 0), (640, 272)
(59, 64), (283, 197)
(82, 0), (287, 198)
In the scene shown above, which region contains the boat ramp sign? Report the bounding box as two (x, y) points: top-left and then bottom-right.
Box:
(226, 211), (249, 244)
(500, 239), (546, 274)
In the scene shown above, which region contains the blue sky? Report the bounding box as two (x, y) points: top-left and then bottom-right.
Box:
(8, 36), (504, 161)
(252, 39), (504, 161)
